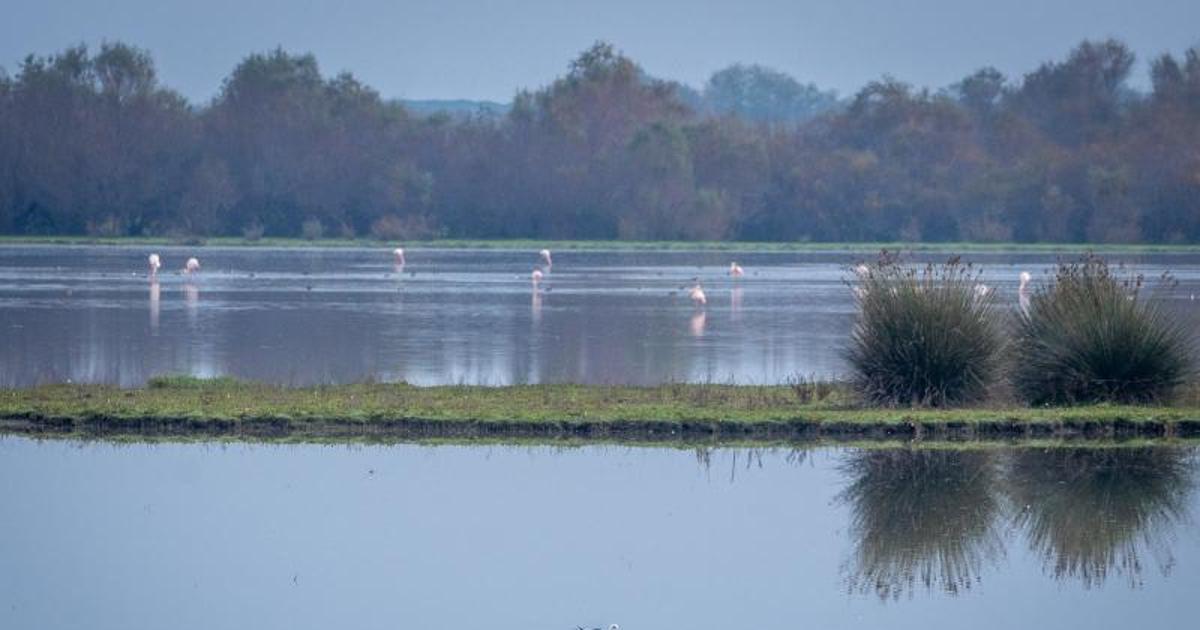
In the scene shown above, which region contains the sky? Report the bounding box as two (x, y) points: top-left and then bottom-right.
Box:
(1, 0), (1198, 104)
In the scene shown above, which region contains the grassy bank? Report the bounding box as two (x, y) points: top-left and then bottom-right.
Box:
(2, 235), (1198, 254)
(3, 378), (1199, 445)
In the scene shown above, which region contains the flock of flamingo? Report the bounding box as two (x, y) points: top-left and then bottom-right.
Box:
(142, 247), (1044, 317)
(146, 253), (200, 277)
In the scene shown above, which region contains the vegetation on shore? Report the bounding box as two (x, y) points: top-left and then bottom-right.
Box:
(846, 256), (1004, 406)
(1013, 257), (1196, 404)
(4, 40), (1200, 246)
(2, 377), (1199, 444)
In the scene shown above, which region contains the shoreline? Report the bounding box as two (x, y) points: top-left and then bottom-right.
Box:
(3, 381), (1199, 445)
(2, 235), (1198, 254)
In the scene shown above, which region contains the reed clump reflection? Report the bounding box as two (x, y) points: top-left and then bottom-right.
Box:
(1007, 447), (1195, 588)
(839, 449), (1004, 599)
(837, 446), (1197, 597)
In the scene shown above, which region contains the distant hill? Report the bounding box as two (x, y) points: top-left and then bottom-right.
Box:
(400, 99), (509, 118)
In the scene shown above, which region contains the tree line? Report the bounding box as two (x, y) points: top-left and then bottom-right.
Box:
(0, 39), (1197, 243)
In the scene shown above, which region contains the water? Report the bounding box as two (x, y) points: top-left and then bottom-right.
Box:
(0, 437), (1196, 629)
(2, 245), (1198, 387)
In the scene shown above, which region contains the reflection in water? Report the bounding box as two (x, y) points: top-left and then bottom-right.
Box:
(1007, 447), (1195, 588)
(183, 282), (199, 325)
(531, 289), (543, 324)
(148, 279), (160, 332)
(730, 287), (743, 322)
(839, 449), (1004, 599)
(836, 446), (1199, 596)
(689, 310), (707, 337)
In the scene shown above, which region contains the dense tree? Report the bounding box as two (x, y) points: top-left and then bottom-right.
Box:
(0, 39), (1197, 244)
(703, 63), (838, 124)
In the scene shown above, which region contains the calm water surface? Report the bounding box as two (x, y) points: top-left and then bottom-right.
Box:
(2, 245), (1198, 387)
(0, 438), (1196, 629)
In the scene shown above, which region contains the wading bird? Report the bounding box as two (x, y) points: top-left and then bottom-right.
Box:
(184, 257), (201, 274)
(148, 253), (161, 277)
(532, 268), (544, 283)
(852, 264), (870, 299)
(729, 261), (744, 277)
(689, 281), (707, 307)
(393, 248), (406, 266)
(540, 249), (552, 268)
(1018, 271), (1032, 315)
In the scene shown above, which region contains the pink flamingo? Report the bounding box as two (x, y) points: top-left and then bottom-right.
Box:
(184, 257), (200, 274)
(539, 249), (552, 268)
(689, 281), (707, 307)
(729, 262), (744, 277)
(148, 253), (162, 277)
(393, 248), (406, 266)
(532, 268), (544, 283)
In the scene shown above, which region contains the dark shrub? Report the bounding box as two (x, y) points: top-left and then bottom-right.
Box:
(845, 254), (1004, 407)
(1012, 256), (1193, 405)
(301, 217), (324, 240)
(242, 220), (265, 242)
(369, 214), (440, 241)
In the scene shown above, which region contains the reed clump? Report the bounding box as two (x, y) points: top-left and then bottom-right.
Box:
(1011, 256), (1194, 405)
(845, 254), (1004, 407)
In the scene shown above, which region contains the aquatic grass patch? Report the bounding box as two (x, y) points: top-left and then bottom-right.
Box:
(147, 374), (244, 389)
(846, 254), (1005, 407)
(1011, 256), (1195, 405)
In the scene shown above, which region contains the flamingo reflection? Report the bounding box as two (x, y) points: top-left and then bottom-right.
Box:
(689, 310), (707, 337)
(532, 289), (543, 324)
(184, 282), (199, 324)
(149, 279), (160, 331)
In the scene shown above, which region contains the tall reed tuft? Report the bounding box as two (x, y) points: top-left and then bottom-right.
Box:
(845, 254), (1004, 407)
(1011, 256), (1194, 405)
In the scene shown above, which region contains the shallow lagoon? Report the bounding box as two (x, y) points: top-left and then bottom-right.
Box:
(0, 437), (1196, 630)
(2, 245), (1197, 387)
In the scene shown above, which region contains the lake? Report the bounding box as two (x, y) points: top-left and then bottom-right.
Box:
(2, 245), (1198, 387)
(0, 437), (1196, 629)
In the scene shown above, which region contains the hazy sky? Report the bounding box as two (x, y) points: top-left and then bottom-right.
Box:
(2, 0), (1197, 103)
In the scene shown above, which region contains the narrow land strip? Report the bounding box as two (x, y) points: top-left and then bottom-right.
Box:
(3, 380), (1199, 445)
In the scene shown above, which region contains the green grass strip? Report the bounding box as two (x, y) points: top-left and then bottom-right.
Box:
(3, 378), (1199, 445)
